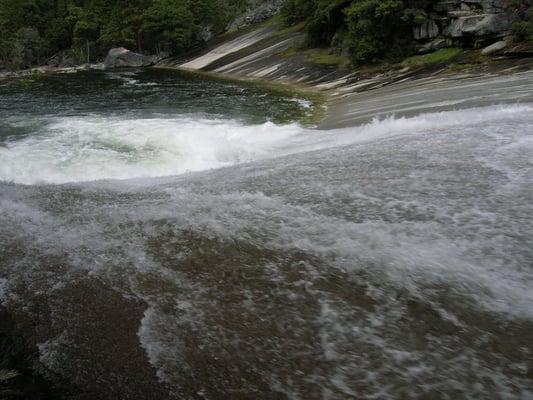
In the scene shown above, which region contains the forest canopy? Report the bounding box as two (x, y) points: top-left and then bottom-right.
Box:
(0, 0), (531, 69)
(0, 0), (249, 68)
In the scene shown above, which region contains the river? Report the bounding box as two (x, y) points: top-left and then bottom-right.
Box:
(0, 69), (532, 399)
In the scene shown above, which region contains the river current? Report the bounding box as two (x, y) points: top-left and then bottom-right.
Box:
(0, 69), (532, 399)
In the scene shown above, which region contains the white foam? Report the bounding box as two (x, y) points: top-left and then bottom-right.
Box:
(0, 117), (302, 184)
(0, 104), (531, 186)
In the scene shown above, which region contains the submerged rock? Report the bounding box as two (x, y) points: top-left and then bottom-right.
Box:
(104, 48), (154, 70)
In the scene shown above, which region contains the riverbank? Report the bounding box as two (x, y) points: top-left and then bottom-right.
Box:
(156, 17), (533, 128)
(162, 54), (533, 130)
(2, 23), (533, 130)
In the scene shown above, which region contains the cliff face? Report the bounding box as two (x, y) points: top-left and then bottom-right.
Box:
(414, 0), (514, 51)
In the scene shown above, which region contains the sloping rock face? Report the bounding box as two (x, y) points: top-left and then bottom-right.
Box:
(414, 0), (514, 48)
(104, 47), (154, 69)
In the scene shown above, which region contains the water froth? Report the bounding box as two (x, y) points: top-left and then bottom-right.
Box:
(1, 104), (531, 185)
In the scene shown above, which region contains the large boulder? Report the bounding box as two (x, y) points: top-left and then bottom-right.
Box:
(104, 48), (154, 69)
(445, 13), (511, 38)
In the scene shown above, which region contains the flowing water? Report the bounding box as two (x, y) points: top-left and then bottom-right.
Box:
(0, 69), (532, 399)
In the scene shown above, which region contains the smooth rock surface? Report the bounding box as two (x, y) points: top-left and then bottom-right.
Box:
(482, 40), (508, 55)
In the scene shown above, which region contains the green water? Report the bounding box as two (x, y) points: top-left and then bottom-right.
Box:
(0, 68), (312, 141)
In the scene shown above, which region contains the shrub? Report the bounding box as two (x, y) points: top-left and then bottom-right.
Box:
(142, 0), (195, 53)
(512, 20), (533, 42)
(280, 0), (316, 26)
(344, 0), (409, 65)
(11, 27), (48, 68)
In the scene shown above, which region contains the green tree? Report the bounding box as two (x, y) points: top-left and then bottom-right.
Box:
(99, 1), (150, 52)
(280, 0), (316, 26)
(11, 27), (48, 68)
(344, 0), (409, 65)
(142, 0), (194, 53)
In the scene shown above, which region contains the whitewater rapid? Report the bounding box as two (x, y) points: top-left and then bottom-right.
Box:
(1, 104), (531, 185)
(1, 69), (532, 400)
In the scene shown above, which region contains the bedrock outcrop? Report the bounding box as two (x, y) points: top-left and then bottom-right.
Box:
(413, 0), (514, 48)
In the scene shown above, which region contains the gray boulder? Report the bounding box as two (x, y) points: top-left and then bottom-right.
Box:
(446, 13), (510, 37)
(481, 40), (507, 55)
(104, 48), (154, 69)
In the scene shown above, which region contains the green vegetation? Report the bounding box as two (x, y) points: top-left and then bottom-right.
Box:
(304, 48), (350, 66)
(281, 0), (533, 66)
(280, 0), (438, 66)
(1, 0), (531, 72)
(513, 21), (533, 41)
(0, 369), (19, 382)
(278, 45), (350, 66)
(0, 0), (251, 69)
(401, 48), (463, 68)
(507, 0), (533, 41)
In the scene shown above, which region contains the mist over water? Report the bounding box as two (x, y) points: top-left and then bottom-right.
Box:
(0, 70), (532, 399)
